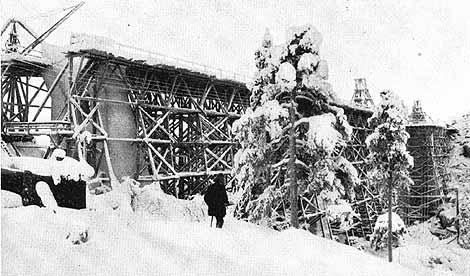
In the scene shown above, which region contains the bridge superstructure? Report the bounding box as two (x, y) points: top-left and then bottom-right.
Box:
(65, 47), (249, 196)
(1, 12), (453, 238)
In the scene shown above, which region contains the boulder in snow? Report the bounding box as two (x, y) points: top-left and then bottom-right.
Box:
(437, 203), (456, 229)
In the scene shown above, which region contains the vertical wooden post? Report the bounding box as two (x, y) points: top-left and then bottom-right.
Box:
(97, 109), (118, 185)
(288, 89), (299, 228)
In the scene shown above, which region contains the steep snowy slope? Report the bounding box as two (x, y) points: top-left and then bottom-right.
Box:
(2, 204), (438, 276)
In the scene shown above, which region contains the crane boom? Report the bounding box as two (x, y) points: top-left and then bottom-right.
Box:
(20, 1), (84, 55)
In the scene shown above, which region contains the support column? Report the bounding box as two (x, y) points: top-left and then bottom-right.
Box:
(97, 64), (138, 180)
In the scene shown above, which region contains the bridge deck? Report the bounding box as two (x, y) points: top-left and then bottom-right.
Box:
(1, 53), (50, 77)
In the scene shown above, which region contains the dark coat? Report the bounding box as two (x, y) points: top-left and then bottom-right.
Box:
(204, 182), (229, 217)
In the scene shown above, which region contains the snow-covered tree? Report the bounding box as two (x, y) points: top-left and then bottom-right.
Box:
(370, 212), (407, 251)
(365, 90), (413, 261)
(233, 25), (358, 231)
(250, 29), (275, 108)
(366, 90), (414, 200)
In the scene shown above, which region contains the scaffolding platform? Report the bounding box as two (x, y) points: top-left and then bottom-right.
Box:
(3, 121), (73, 137)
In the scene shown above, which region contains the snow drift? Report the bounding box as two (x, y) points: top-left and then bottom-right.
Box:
(2, 203), (439, 276)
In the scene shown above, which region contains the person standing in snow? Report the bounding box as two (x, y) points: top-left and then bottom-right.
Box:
(204, 174), (229, 228)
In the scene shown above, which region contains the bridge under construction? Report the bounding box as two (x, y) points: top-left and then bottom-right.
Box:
(1, 5), (454, 239)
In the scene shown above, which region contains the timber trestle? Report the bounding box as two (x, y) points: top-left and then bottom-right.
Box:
(66, 50), (249, 197)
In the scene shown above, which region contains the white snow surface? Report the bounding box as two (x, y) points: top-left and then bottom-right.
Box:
(354, 218), (470, 276)
(1, 191), (23, 208)
(276, 62), (296, 85)
(306, 113), (341, 154)
(394, 220), (470, 276)
(2, 203), (434, 276)
(374, 212), (407, 233)
(35, 181), (58, 210)
(297, 53), (320, 73)
(68, 33), (248, 83)
(5, 156), (95, 184)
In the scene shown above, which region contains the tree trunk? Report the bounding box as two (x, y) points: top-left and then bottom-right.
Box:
(388, 175), (393, 262)
(288, 94), (299, 228)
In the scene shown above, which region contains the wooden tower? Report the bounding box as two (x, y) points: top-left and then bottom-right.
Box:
(409, 100), (431, 124)
(351, 78), (374, 108)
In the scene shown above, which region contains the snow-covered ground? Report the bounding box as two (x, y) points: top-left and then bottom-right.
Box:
(2, 194), (447, 276)
(355, 218), (470, 276)
(396, 221), (470, 276)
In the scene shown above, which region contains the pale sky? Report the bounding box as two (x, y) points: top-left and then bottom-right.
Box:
(2, 0), (470, 121)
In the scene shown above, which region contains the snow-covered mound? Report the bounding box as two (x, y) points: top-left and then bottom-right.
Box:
(130, 183), (207, 222)
(4, 156), (94, 184)
(86, 180), (207, 222)
(394, 220), (470, 276)
(370, 212), (407, 250)
(2, 206), (433, 276)
(1, 190), (23, 208)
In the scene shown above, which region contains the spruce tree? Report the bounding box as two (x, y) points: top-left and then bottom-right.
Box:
(233, 25), (359, 231)
(366, 90), (414, 261)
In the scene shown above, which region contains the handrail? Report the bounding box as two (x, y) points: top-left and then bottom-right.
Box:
(3, 121), (73, 136)
(112, 42), (251, 83)
(70, 33), (251, 84)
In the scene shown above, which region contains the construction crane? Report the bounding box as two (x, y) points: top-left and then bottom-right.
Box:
(1, 1), (84, 55)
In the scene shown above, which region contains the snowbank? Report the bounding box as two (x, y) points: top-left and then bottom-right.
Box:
(394, 221), (470, 276)
(130, 183), (207, 222)
(1, 205), (432, 276)
(5, 156), (94, 184)
(1, 190), (23, 208)
(370, 212), (407, 251)
(354, 218), (470, 276)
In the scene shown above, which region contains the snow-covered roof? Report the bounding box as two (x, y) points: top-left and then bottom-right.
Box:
(68, 33), (250, 85)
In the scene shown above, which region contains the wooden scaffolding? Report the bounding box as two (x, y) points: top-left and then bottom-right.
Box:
(398, 124), (452, 225)
(65, 49), (249, 197)
(1, 5), (82, 148)
(334, 103), (381, 236)
(264, 103), (380, 239)
(350, 78), (374, 108)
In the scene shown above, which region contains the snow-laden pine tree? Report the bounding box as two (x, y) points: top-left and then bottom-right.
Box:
(365, 90), (413, 261)
(233, 25), (359, 231)
(366, 90), (414, 202)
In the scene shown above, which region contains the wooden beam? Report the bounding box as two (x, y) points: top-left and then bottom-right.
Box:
(227, 88), (237, 111)
(199, 81), (212, 106)
(72, 102), (100, 138)
(96, 108), (119, 184)
(136, 105), (157, 177)
(70, 100), (107, 135)
(146, 142), (178, 175)
(206, 147), (231, 170)
(73, 95), (241, 118)
(199, 114), (230, 140)
(32, 62), (68, 121)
